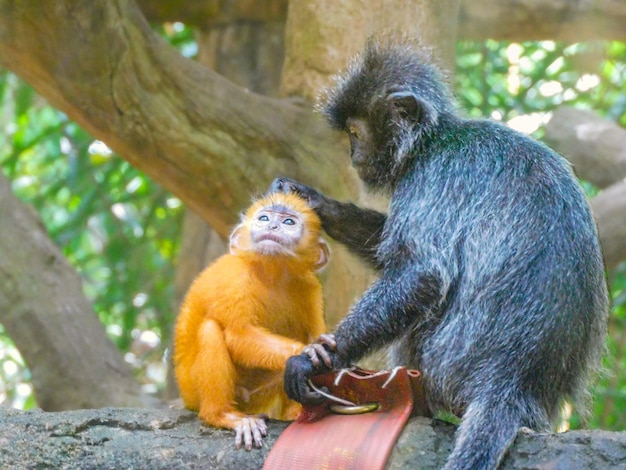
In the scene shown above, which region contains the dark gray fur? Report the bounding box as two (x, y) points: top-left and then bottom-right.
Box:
(272, 39), (608, 470)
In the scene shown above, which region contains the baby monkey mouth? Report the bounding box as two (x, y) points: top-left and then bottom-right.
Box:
(253, 234), (297, 255)
(255, 234), (287, 244)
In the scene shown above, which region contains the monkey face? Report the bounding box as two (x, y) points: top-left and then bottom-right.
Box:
(230, 192), (326, 267)
(346, 118), (374, 169)
(320, 40), (451, 191)
(249, 206), (304, 255)
(344, 116), (398, 190)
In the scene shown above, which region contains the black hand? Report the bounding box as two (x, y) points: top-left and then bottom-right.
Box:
(284, 354), (328, 406)
(269, 177), (324, 210)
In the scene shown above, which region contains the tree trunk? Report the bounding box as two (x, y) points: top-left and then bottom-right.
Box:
(281, 0), (460, 102)
(164, 212), (226, 400)
(0, 174), (148, 410)
(458, 0), (626, 42)
(279, 0), (461, 328)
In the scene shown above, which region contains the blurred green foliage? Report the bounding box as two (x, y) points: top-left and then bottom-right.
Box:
(455, 40), (626, 126)
(0, 27), (625, 430)
(0, 71), (184, 401)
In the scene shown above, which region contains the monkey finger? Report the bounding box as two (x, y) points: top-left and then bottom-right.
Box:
(234, 418), (251, 451)
(317, 333), (337, 350)
(269, 177), (297, 194)
(234, 424), (244, 450)
(250, 414), (268, 436)
(302, 344), (319, 365)
(301, 388), (327, 405)
(242, 418), (254, 451)
(234, 417), (264, 451)
(268, 177), (285, 193)
(296, 384), (326, 405)
(285, 354), (326, 404)
(269, 178), (324, 208)
(250, 419), (266, 448)
(304, 344), (333, 369)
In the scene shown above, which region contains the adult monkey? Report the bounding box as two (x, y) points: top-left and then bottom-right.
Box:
(271, 38), (608, 470)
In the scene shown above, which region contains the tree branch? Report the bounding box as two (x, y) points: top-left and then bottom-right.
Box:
(0, 0), (349, 236)
(136, 0), (288, 26)
(544, 106), (626, 270)
(1, 0), (624, 281)
(135, 0), (626, 42)
(545, 107), (626, 189)
(459, 0), (626, 42)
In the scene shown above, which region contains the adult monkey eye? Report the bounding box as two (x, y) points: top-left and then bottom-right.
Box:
(348, 124), (360, 140)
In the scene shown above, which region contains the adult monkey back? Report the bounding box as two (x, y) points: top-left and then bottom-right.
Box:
(271, 38), (608, 470)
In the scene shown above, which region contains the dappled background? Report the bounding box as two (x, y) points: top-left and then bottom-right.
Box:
(1, 1), (625, 432)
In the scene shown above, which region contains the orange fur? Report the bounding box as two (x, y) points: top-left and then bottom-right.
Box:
(174, 193), (328, 437)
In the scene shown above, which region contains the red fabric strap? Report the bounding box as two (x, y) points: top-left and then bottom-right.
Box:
(263, 367), (427, 470)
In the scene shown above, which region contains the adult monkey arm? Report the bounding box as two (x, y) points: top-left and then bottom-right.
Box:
(284, 270), (444, 404)
(271, 177), (386, 270)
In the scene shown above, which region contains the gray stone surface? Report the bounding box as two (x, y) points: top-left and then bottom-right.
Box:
(1, 407), (625, 469)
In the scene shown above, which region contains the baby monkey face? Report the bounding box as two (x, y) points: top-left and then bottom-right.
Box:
(250, 205), (304, 255)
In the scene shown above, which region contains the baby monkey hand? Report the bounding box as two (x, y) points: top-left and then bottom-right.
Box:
(302, 333), (337, 369)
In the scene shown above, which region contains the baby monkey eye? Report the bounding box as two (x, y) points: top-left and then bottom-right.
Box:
(282, 218), (296, 226)
(258, 214), (270, 222)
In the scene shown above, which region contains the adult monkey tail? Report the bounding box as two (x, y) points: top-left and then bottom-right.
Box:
(444, 398), (532, 469)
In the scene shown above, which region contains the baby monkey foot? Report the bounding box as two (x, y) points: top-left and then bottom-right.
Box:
(233, 414), (268, 451)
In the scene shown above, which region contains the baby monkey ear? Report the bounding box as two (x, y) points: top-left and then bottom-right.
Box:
(229, 224), (245, 255)
(314, 238), (331, 272)
(386, 90), (438, 128)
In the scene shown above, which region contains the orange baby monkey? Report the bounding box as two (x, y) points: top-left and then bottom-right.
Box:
(174, 192), (329, 450)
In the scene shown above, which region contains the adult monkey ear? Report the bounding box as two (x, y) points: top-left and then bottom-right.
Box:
(386, 91), (438, 128)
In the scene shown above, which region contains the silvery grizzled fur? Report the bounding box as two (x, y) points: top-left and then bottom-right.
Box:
(271, 38), (608, 470)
